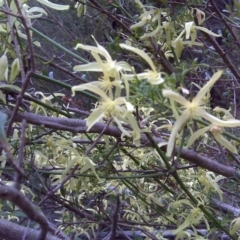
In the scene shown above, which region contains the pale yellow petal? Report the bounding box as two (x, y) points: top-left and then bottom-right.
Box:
(185, 22), (194, 39)
(214, 133), (238, 154)
(194, 70), (223, 104)
(92, 36), (112, 61)
(0, 52), (8, 81)
(114, 97), (134, 112)
(195, 26), (222, 37)
(187, 126), (210, 147)
(72, 83), (109, 101)
(9, 58), (20, 83)
(162, 90), (189, 107)
(130, 20), (147, 29)
(120, 44), (156, 72)
(141, 25), (162, 40)
(201, 110), (240, 127)
(37, 0), (69, 10)
(125, 114), (141, 146)
(166, 111), (189, 156)
(27, 7), (48, 18)
(73, 62), (102, 72)
(87, 108), (105, 130)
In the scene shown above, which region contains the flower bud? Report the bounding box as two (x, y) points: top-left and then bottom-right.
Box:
(0, 52), (8, 81)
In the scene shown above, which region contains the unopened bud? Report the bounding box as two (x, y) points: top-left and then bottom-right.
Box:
(0, 52), (8, 81)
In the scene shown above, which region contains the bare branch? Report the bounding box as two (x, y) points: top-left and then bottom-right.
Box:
(5, 110), (240, 180)
(0, 184), (49, 240)
(0, 218), (62, 240)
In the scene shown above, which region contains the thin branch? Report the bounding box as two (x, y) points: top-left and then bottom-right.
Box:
(88, 0), (132, 34)
(109, 194), (120, 240)
(86, 118), (112, 155)
(202, 23), (240, 83)
(0, 218), (62, 240)
(38, 165), (79, 206)
(0, 184), (49, 240)
(6, 0), (35, 136)
(14, 118), (27, 189)
(5, 110), (240, 180)
(212, 198), (240, 217)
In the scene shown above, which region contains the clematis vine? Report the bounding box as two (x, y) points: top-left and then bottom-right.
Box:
(72, 84), (141, 146)
(162, 70), (240, 156)
(73, 37), (133, 98)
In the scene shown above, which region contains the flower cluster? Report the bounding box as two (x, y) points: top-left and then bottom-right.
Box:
(71, 6), (240, 155)
(72, 37), (167, 145)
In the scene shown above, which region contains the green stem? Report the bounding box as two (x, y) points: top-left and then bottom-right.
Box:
(120, 147), (175, 195)
(31, 27), (88, 63)
(145, 132), (237, 239)
(32, 72), (99, 100)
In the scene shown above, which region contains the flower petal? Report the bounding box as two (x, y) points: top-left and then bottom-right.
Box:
(196, 26), (222, 37)
(72, 83), (109, 101)
(37, 0), (69, 10)
(201, 110), (240, 127)
(120, 44), (156, 72)
(166, 111), (189, 156)
(87, 108), (105, 130)
(185, 22), (194, 39)
(214, 133), (238, 154)
(187, 126), (210, 147)
(73, 62), (102, 72)
(162, 90), (189, 107)
(194, 70), (223, 104)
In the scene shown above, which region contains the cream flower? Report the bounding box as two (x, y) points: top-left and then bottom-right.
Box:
(73, 38), (132, 80)
(72, 84), (141, 146)
(162, 70), (240, 156)
(175, 21), (221, 47)
(120, 44), (165, 85)
(187, 124), (238, 154)
(73, 38), (133, 98)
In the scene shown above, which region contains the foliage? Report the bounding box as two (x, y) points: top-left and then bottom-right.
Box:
(0, 0), (240, 239)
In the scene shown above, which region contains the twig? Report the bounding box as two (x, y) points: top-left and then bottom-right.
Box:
(38, 165), (79, 206)
(14, 118), (27, 189)
(99, 140), (119, 165)
(109, 194), (120, 240)
(1, 142), (24, 181)
(5, 110), (240, 180)
(212, 198), (240, 216)
(202, 23), (240, 83)
(0, 184), (49, 240)
(209, 0), (240, 49)
(0, 218), (61, 240)
(85, 119), (112, 155)
(88, 0), (132, 34)
(5, 0), (35, 136)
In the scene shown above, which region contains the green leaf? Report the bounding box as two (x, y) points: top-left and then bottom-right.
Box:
(0, 52), (8, 81)
(0, 91), (6, 104)
(13, 210), (27, 218)
(0, 112), (7, 144)
(9, 58), (20, 83)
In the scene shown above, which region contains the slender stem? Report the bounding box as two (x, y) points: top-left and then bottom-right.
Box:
(145, 132), (237, 239)
(31, 27), (88, 64)
(32, 72), (99, 100)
